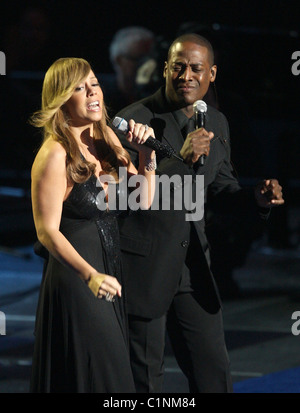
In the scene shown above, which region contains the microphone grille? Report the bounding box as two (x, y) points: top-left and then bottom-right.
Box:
(193, 100), (207, 113)
(112, 116), (128, 133)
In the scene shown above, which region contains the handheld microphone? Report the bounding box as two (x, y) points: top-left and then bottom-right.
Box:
(112, 117), (183, 161)
(193, 100), (207, 166)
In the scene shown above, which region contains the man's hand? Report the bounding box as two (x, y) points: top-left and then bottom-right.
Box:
(180, 128), (214, 166)
(255, 179), (284, 208)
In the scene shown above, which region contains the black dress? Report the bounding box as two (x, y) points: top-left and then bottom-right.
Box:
(30, 174), (136, 393)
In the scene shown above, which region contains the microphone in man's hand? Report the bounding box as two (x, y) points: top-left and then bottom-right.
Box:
(112, 117), (182, 161)
(193, 100), (207, 166)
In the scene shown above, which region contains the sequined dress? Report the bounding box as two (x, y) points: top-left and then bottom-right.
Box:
(30, 174), (136, 393)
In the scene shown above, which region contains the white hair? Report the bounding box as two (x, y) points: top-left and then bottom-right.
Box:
(109, 26), (154, 64)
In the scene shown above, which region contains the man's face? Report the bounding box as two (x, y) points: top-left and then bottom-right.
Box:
(164, 41), (217, 108)
(117, 39), (153, 83)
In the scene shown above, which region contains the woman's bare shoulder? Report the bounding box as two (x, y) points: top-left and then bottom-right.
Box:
(32, 138), (67, 176)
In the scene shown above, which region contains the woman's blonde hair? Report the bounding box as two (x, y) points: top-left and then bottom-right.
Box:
(30, 57), (130, 182)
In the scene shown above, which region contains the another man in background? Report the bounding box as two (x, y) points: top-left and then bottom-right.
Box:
(103, 26), (156, 116)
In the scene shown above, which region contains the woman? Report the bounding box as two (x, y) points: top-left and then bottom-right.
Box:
(30, 57), (156, 393)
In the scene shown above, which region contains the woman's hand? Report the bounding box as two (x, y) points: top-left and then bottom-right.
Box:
(87, 272), (122, 301)
(126, 119), (155, 157)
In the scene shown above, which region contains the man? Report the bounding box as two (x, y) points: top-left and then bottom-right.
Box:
(102, 26), (156, 116)
(114, 33), (284, 393)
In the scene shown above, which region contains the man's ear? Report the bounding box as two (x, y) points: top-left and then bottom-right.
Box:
(210, 65), (217, 82)
(163, 61), (168, 78)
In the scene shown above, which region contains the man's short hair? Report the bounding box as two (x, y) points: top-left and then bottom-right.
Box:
(167, 33), (214, 66)
(109, 26), (154, 64)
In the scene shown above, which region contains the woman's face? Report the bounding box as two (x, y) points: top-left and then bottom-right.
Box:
(64, 70), (103, 127)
